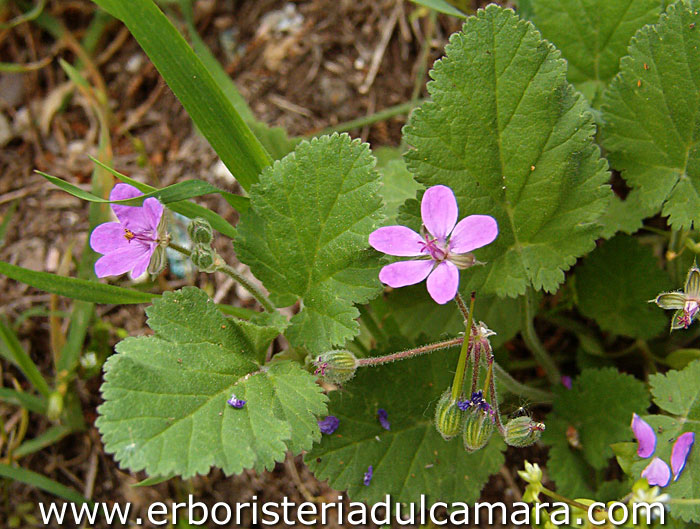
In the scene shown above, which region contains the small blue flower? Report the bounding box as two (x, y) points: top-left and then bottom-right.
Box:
(227, 394), (246, 409)
(457, 391), (492, 415)
(318, 415), (340, 434)
(363, 465), (373, 486)
(377, 408), (391, 430)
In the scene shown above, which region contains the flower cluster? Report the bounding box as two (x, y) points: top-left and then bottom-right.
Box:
(631, 413), (695, 486)
(369, 185), (497, 304)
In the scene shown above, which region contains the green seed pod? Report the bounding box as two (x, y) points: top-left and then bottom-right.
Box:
(504, 416), (545, 447)
(188, 217), (214, 245)
(314, 350), (358, 384)
(463, 409), (495, 452)
(434, 390), (463, 440)
(147, 245), (168, 276)
(190, 244), (218, 273)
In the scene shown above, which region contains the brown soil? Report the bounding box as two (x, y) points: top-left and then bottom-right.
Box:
(0, 1), (535, 527)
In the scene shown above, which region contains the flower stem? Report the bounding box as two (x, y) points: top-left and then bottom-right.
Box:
(168, 242), (276, 313)
(540, 486), (594, 513)
(454, 291), (471, 322)
(487, 357), (506, 436)
(451, 292), (475, 402)
(520, 288), (560, 385)
(356, 337), (464, 367)
(493, 362), (553, 403)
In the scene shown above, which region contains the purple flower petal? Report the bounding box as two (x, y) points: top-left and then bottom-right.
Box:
(377, 408), (390, 430)
(369, 226), (424, 256)
(363, 465), (373, 486)
(641, 457), (671, 487)
(94, 243), (152, 278)
(426, 260), (459, 304)
(89, 222), (131, 254)
(671, 432), (695, 481)
(110, 184), (149, 229)
(449, 215), (498, 254)
(130, 248), (155, 279)
(421, 185), (458, 241)
(631, 413), (656, 458)
(561, 376), (573, 389)
(142, 197), (164, 232)
(378, 260), (433, 288)
(318, 416), (340, 435)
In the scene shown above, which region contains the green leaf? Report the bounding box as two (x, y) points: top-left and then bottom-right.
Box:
(377, 159), (421, 224)
(0, 261), (156, 304)
(0, 317), (51, 397)
(601, 1), (700, 229)
(531, 0), (660, 104)
(410, 0), (467, 18)
(542, 368), (649, 497)
(97, 288), (327, 478)
(0, 388), (47, 415)
(665, 348), (700, 370)
(574, 235), (671, 339)
(0, 464), (89, 505)
(403, 5), (611, 297)
(599, 190), (658, 239)
(235, 134), (384, 353)
(306, 350), (505, 504)
(90, 0), (271, 191)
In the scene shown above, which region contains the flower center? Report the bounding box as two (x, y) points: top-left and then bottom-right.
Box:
(420, 235), (448, 262)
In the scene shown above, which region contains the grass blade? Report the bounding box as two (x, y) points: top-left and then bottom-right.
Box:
(0, 463), (90, 504)
(0, 319), (51, 397)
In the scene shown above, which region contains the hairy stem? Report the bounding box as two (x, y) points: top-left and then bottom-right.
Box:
(168, 242), (275, 313)
(520, 289), (560, 384)
(540, 487), (595, 513)
(356, 337), (464, 367)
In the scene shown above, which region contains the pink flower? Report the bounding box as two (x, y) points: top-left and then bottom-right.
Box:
(89, 184), (168, 278)
(631, 413), (695, 485)
(369, 185), (498, 304)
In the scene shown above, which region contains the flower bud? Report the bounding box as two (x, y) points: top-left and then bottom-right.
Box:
(190, 243), (218, 273)
(463, 409), (495, 452)
(47, 391), (64, 422)
(504, 416), (545, 447)
(314, 350), (357, 384)
(188, 218), (214, 245)
(148, 245), (168, 276)
(434, 390), (463, 440)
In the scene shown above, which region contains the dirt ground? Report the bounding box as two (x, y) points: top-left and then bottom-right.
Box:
(0, 1), (536, 527)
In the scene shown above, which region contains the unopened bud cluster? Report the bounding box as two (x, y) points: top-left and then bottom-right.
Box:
(188, 218), (219, 273)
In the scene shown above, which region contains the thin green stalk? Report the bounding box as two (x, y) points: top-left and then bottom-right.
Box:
(309, 100), (423, 137)
(451, 293), (475, 401)
(356, 337), (464, 367)
(168, 242), (275, 313)
(493, 362), (553, 403)
(540, 486), (594, 512)
(520, 289), (561, 384)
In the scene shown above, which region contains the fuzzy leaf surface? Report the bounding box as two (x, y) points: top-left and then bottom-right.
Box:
(306, 350), (505, 504)
(235, 134), (384, 353)
(542, 368), (649, 497)
(575, 235), (671, 339)
(531, 0), (660, 103)
(403, 5), (611, 297)
(97, 288), (327, 478)
(602, 1), (700, 229)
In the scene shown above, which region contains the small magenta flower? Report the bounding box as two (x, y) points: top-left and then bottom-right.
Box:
(227, 394), (246, 408)
(318, 416), (339, 434)
(377, 408), (390, 430)
(369, 185), (498, 304)
(363, 465), (373, 486)
(631, 413), (694, 486)
(89, 183), (169, 279)
(652, 263), (700, 329)
(561, 375), (572, 389)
